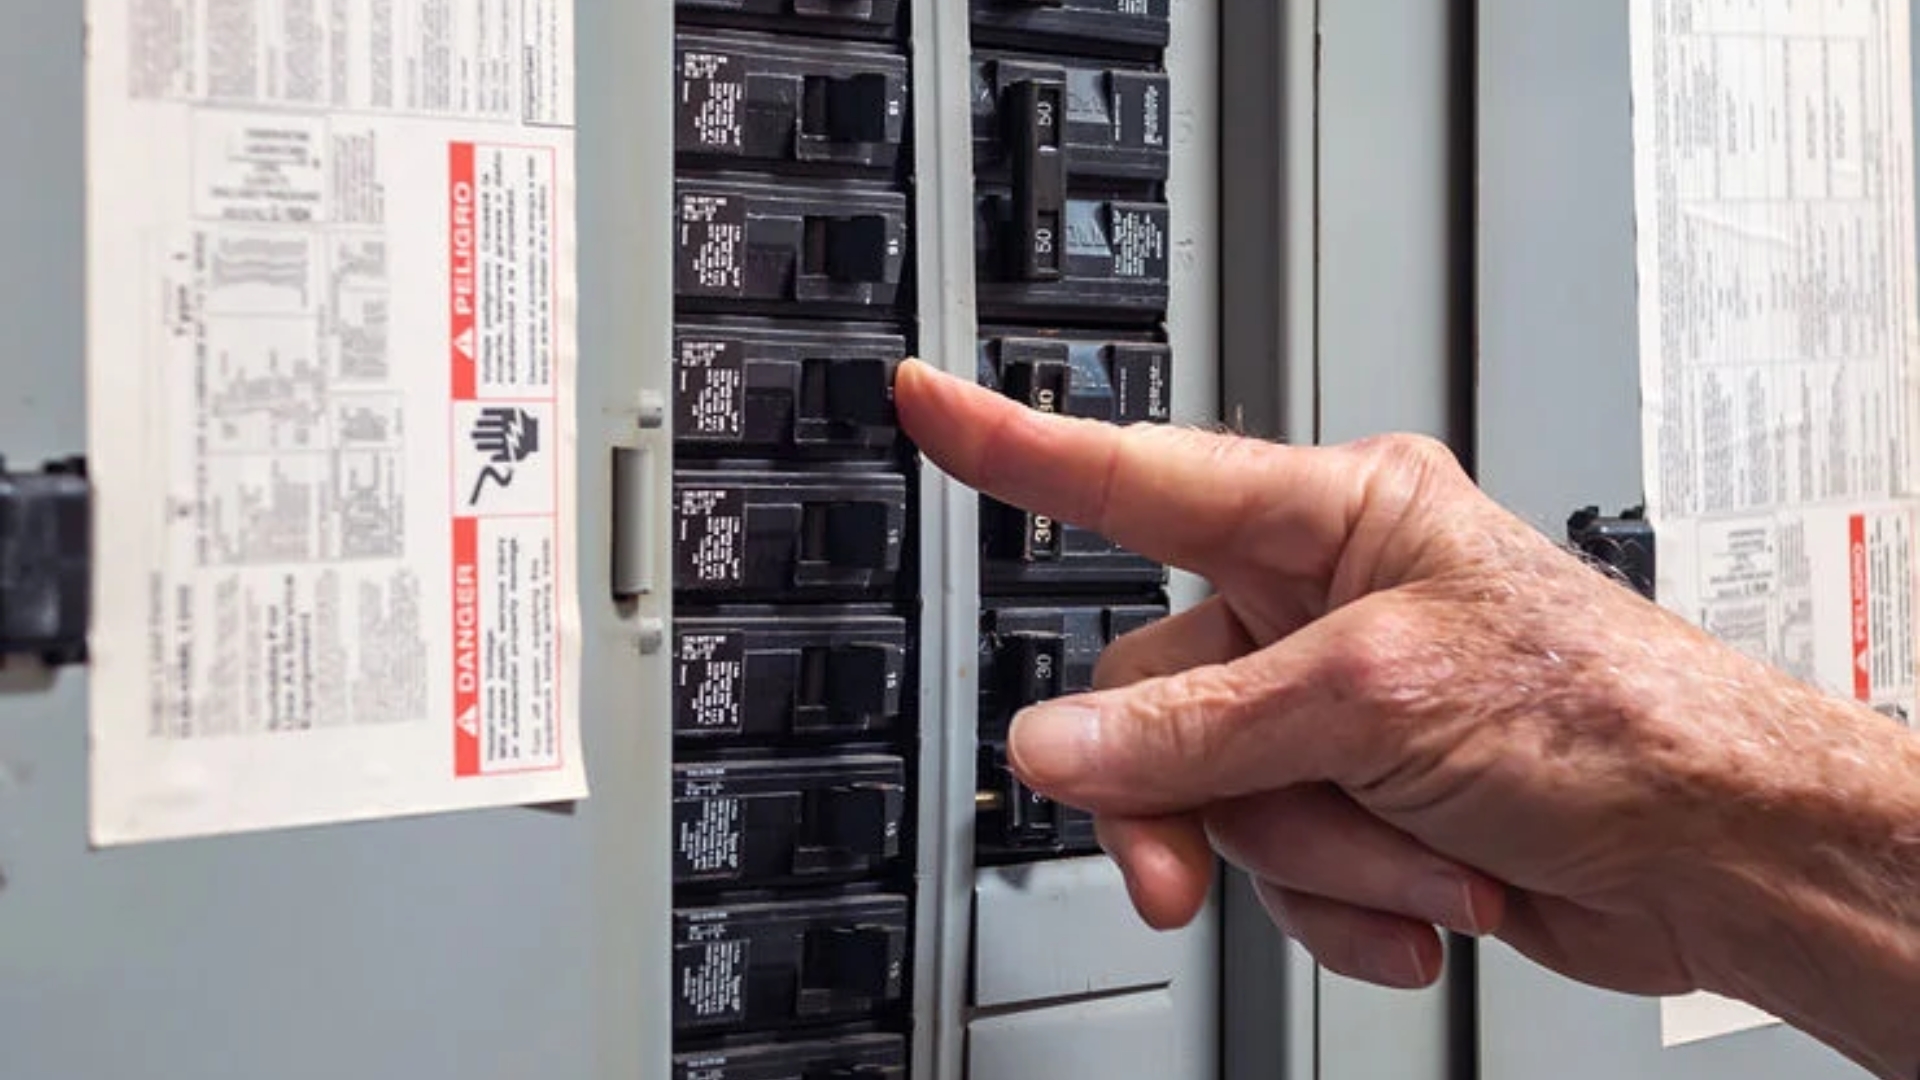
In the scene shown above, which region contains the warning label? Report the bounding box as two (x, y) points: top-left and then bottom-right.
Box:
(449, 141), (565, 779)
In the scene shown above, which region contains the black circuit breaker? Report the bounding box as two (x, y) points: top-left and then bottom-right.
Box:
(671, 0), (920, 1063)
(974, 195), (1169, 322)
(673, 894), (911, 1037)
(672, 1033), (907, 1080)
(674, 756), (907, 888)
(675, 319), (901, 456)
(674, 611), (907, 743)
(976, 331), (1168, 590)
(672, 469), (907, 599)
(676, 179), (910, 316)
(976, 601), (1165, 863)
(678, 32), (908, 174)
(971, 53), (1170, 184)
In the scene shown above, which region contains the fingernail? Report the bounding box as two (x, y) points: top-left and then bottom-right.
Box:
(1361, 940), (1430, 988)
(1409, 875), (1483, 935)
(1008, 703), (1101, 788)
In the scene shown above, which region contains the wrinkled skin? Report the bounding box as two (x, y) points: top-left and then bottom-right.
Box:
(893, 359), (1920, 1079)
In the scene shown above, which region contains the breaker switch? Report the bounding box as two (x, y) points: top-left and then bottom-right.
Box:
(809, 72), (895, 143)
(822, 356), (897, 427)
(822, 215), (893, 283)
(676, 0), (902, 35)
(1001, 353), (1071, 414)
(975, 54), (1171, 184)
(1005, 73), (1067, 281)
(977, 745), (1091, 852)
(815, 641), (905, 722)
(796, 782), (903, 872)
(811, 500), (900, 572)
(971, 0), (1172, 52)
(984, 496), (1062, 563)
(998, 631), (1065, 707)
(795, 924), (902, 1017)
(1005, 779), (1060, 845)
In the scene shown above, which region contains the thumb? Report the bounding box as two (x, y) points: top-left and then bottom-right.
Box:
(1007, 605), (1384, 817)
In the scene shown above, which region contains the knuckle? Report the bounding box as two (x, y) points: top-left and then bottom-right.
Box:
(1370, 432), (1463, 483)
(1137, 664), (1250, 768)
(1319, 613), (1407, 707)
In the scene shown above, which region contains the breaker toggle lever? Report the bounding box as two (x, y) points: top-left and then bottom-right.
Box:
(806, 72), (898, 144)
(1005, 72), (1067, 281)
(793, 781), (904, 873)
(794, 923), (903, 1017)
(821, 356), (898, 427)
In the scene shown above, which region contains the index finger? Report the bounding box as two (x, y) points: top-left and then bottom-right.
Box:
(893, 358), (1364, 582)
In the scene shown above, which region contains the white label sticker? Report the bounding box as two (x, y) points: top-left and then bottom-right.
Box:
(1628, 0), (1920, 1047)
(85, 0), (585, 844)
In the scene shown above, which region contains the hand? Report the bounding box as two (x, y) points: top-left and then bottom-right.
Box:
(894, 360), (1920, 1077)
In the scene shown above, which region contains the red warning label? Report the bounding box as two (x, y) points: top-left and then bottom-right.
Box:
(448, 139), (564, 778)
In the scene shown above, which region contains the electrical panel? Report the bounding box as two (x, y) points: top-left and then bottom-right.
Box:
(670, 2), (922, 1074)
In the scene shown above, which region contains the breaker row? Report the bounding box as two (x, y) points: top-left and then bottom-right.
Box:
(963, 0), (1178, 875)
(662, 0), (1179, 1074)
(668, 3), (923, 1076)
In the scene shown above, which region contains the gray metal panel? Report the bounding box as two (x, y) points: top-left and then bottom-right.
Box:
(1222, 873), (1319, 1080)
(1317, 0), (1473, 447)
(0, 3), (674, 1079)
(1473, 0), (1644, 521)
(973, 857), (1204, 1008)
(968, 990), (1191, 1080)
(1219, 0), (1318, 445)
(1217, 0), (1320, 1076)
(1473, 0), (1871, 1075)
(909, 0), (982, 1074)
(1314, 0), (1471, 1074)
